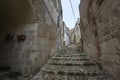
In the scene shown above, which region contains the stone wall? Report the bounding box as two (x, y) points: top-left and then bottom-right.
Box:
(60, 22), (65, 47)
(80, 0), (120, 79)
(0, 0), (58, 78)
(74, 19), (81, 44)
(29, 0), (58, 74)
(70, 29), (75, 43)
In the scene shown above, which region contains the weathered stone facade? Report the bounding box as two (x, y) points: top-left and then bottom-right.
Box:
(69, 19), (81, 45)
(80, 0), (120, 79)
(60, 22), (65, 47)
(69, 29), (75, 43)
(74, 18), (81, 44)
(61, 22), (70, 47)
(0, 0), (62, 78)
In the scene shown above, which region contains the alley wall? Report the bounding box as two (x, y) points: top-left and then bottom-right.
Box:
(0, 0), (61, 78)
(80, 0), (120, 79)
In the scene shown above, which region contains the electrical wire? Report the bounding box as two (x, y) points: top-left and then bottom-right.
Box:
(69, 0), (76, 22)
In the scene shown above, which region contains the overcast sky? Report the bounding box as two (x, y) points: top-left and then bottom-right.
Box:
(61, 0), (80, 29)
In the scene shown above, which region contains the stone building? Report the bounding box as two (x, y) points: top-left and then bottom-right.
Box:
(64, 22), (70, 46)
(69, 19), (81, 44)
(60, 22), (65, 47)
(69, 29), (75, 43)
(49, 0), (63, 49)
(74, 18), (81, 44)
(60, 22), (70, 47)
(80, 0), (120, 79)
(0, 0), (62, 79)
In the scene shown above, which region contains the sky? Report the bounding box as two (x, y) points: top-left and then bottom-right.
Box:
(61, 0), (80, 29)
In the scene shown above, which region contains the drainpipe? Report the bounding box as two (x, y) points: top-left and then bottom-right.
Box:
(88, 0), (101, 62)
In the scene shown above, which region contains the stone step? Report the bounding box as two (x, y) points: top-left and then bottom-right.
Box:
(58, 49), (84, 54)
(42, 64), (100, 76)
(52, 57), (90, 61)
(42, 65), (83, 73)
(58, 52), (84, 54)
(40, 72), (87, 80)
(48, 60), (96, 66)
(52, 56), (90, 60)
(40, 69), (111, 80)
(42, 70), (85, 76)
(55, 54), (87, 57)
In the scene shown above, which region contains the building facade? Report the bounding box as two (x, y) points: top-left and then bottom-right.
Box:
(60, 22), (70, 47)
(74, 18), (81, 44)
(44, 0), (63, 49)
(70, 29), (75, 43)
(0, 0), (62, 78)
(80, 0), (120, 79)
(69, 19), (81, 45)
(64, 23), (70, 46)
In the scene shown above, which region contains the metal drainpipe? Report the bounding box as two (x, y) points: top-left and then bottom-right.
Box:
(88, 0), (101, 62)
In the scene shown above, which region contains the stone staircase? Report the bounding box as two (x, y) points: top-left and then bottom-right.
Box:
(32, 47), (113, 80)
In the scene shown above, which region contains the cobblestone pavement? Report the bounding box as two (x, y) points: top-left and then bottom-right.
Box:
(32, 45), (114, 80)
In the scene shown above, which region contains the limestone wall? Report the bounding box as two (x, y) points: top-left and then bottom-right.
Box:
(0, 0), (58, 77)
(80, 0), (120, 79)
(74, 19), (81, 44)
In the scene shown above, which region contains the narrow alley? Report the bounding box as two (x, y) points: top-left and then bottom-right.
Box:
(0, 0), (120, 80)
